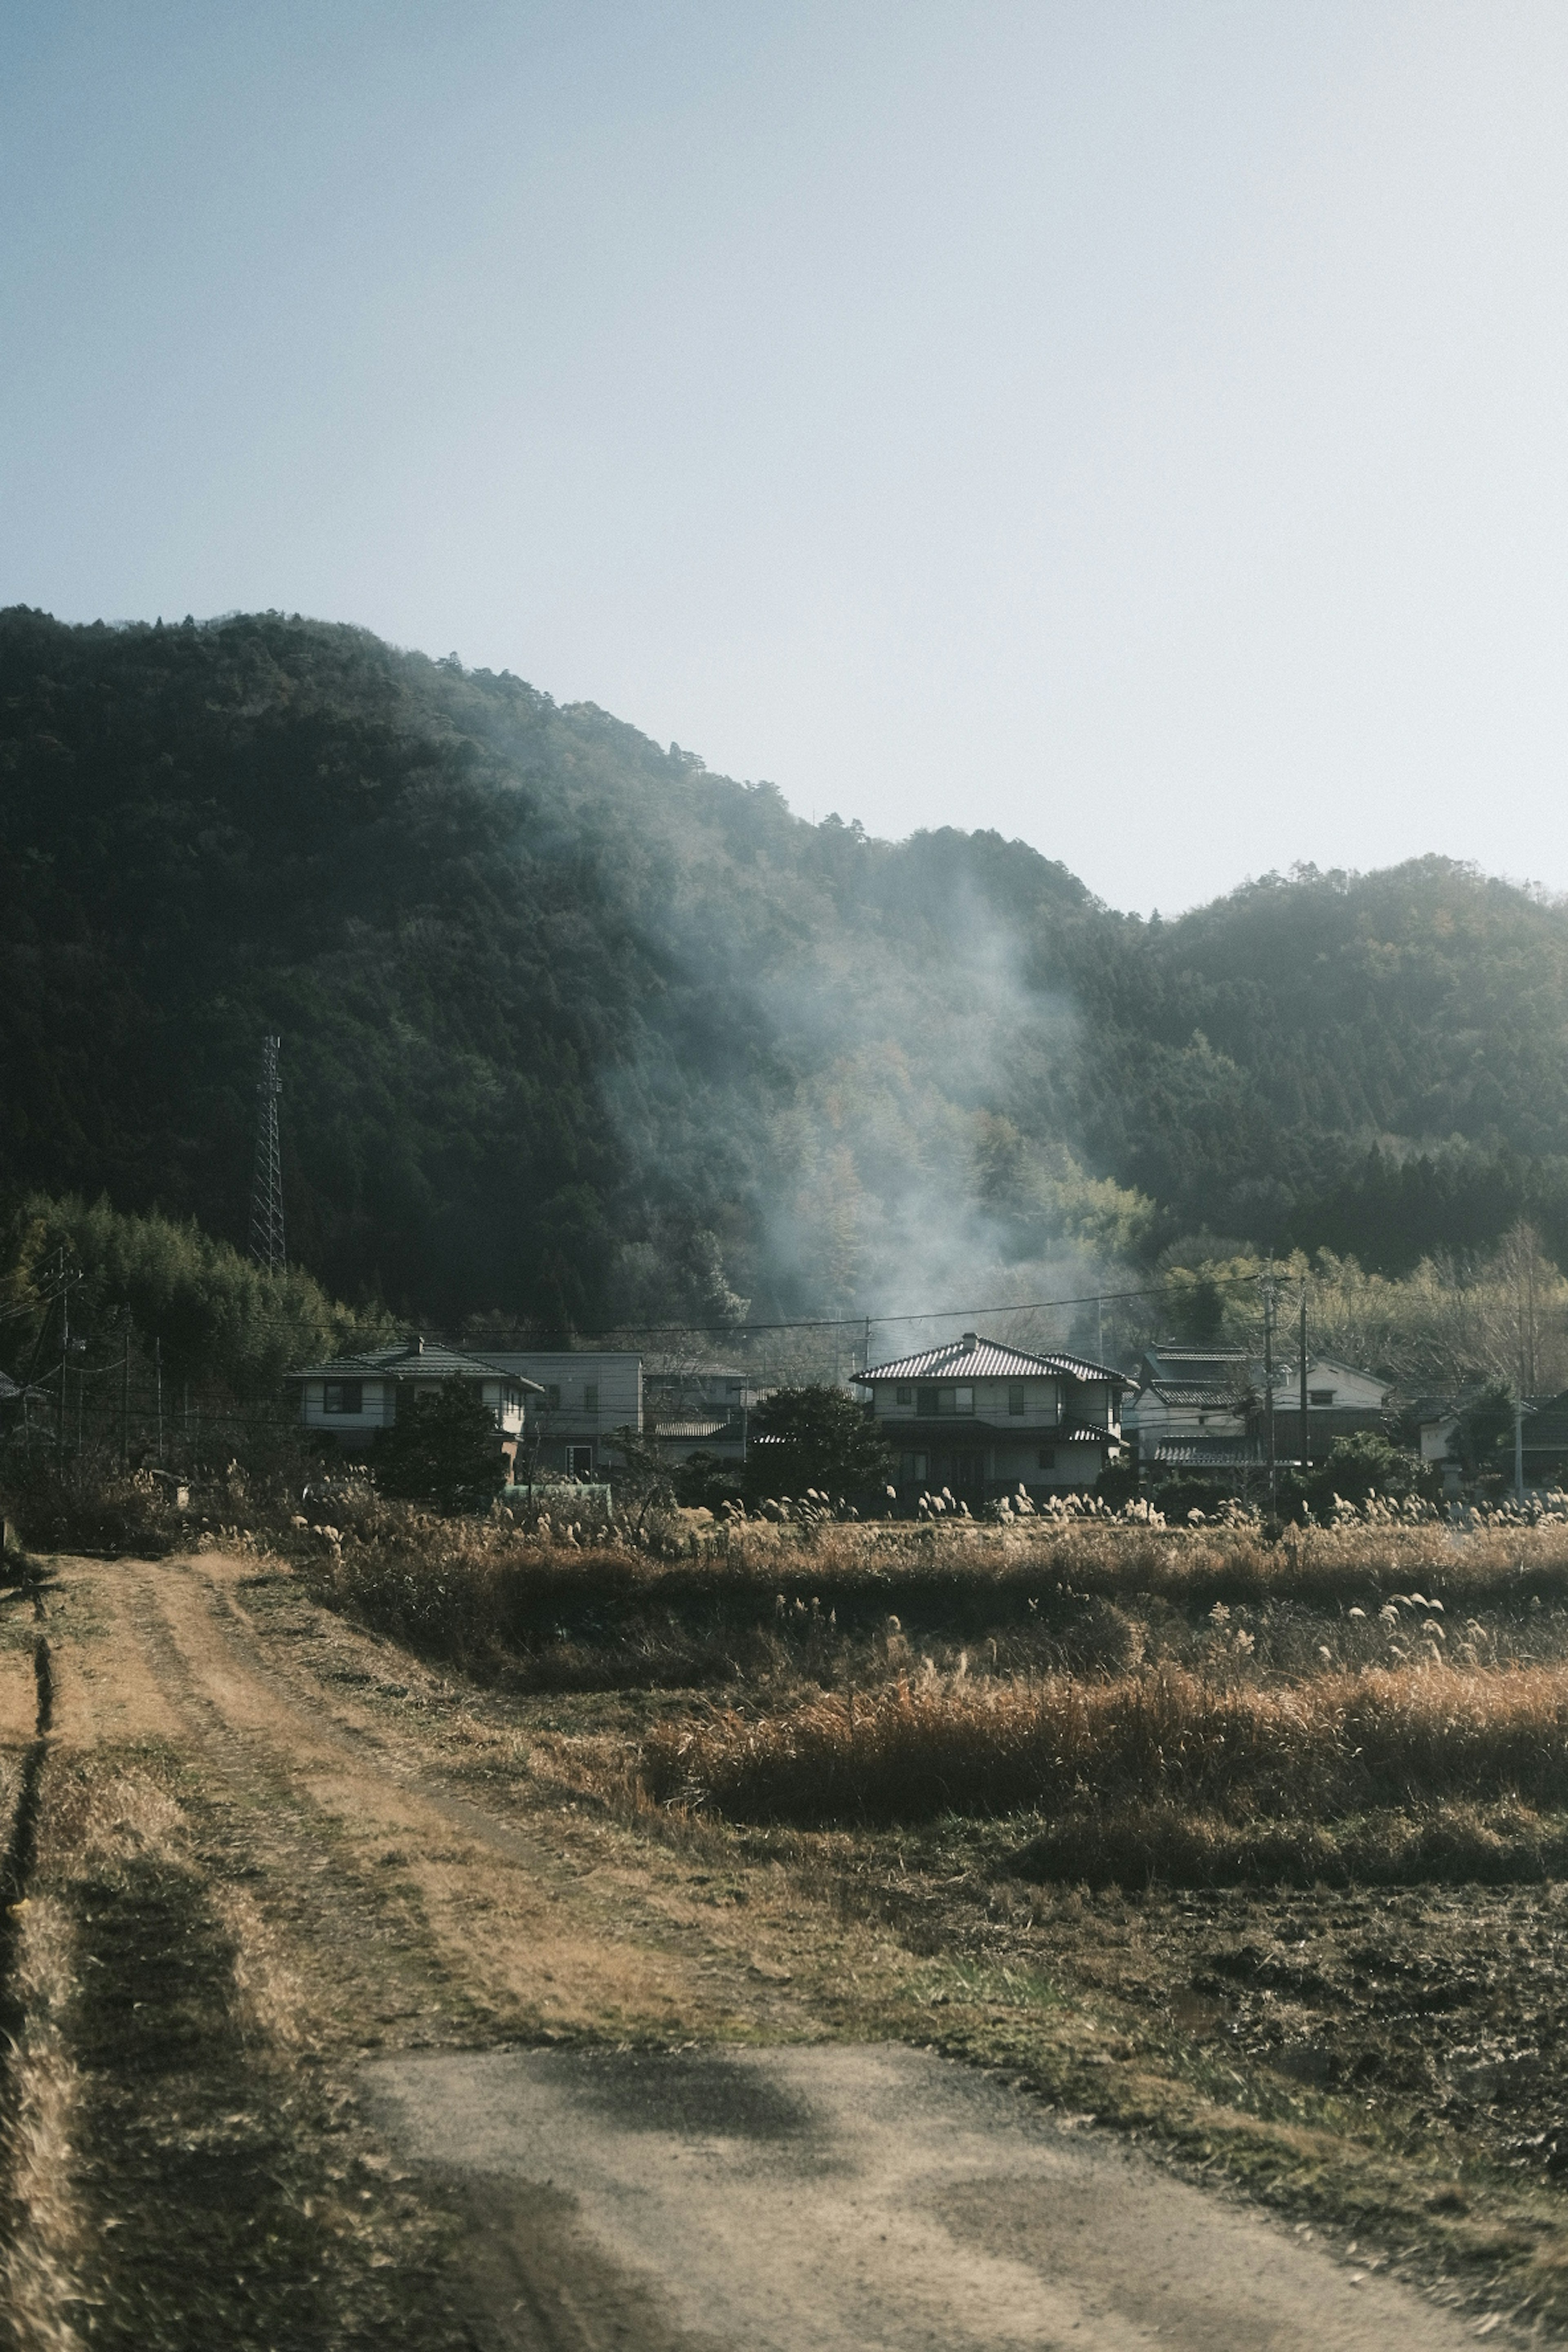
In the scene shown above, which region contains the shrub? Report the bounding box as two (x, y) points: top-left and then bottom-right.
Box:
(742, 1386), (893, 1506)
(371, 1379), (507, 1510)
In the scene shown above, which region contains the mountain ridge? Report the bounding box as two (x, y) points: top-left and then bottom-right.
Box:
(4, 605), (1566, 1329)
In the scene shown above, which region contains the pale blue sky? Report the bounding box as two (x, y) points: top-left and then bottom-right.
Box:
(5, 2), (1568, 912)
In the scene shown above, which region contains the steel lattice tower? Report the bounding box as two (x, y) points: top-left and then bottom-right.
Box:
(248, 1034), (286, 1272)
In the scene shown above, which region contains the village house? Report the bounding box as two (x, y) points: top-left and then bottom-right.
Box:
(642, 1364), (753, 1470)
(482, 1352), (642, 1480)
(853, 1332), (1125, 1501)
(1265, 1354), (1391, 1460)
(1123, 1343), (1391, 1477)
(1121, 1343), (1256, 1477)
(1414, 1391), (1568, 1495)
(1517, 1394), (1568, 1489)
(289, 1338), (538, 1470)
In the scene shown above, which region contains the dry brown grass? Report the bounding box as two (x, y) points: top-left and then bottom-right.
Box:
(643, 1657), (1568, 1834)
(212, 1885), (310, 2053)
(287, 1501), (1568, 1694)
(0, 1895), (88, 2352)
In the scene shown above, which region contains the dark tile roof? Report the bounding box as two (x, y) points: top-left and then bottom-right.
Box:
(289, 1339), (543, 1389)
(1145, 1382), (1250, 1408)
(1155, 1438), (1261, 1468)
(855, 1335), (1123, 1386)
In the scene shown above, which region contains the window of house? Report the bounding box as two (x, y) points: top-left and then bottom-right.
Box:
(1309, 1389), (1335, 1406)
(323, 1380), (362, 1415)
(1037, 1445), (1056, 1470)
(584, 1383), (599, 1411)
(916, 1385), (940, 1416)
(899, 1451), (928, 1482)
(895, 1385), (914, 1406)
(953, 1386), (974, 1414)
(1008, 1384), (1025, 1416)
(546, 1384), (561, 1411)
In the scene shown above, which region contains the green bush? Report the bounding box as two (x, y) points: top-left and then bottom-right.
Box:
(372, 1379), (507, 1511)
(742, 1385), (894, 1506)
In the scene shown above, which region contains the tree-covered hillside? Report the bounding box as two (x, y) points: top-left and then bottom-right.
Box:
(3, 605), (1566, 1333)
(1064, 862), (1568, 1266)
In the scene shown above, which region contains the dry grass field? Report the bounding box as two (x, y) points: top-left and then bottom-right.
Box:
(297, 1491), (1568, 2313)
(11, 1486), (1568, 2337)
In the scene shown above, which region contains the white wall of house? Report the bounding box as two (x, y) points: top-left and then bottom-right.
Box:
(489, 1352), (642, 1475)
(489, 1353), (641, 1428)
(298, 1372), (526, 1439)
(891, 1437), (1107, 1490)
(1269, 1357), (1388, 1414)
(298, 1376), (398, 1434)
(1420, 1414), (1461, 1463)
(872, 1377), (1063, 1426)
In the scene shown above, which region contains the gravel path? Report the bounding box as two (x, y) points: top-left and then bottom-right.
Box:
(368, 2040), (1475, 2350)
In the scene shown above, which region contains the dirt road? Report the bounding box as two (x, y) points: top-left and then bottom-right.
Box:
(0, 1553), (1490, 2347)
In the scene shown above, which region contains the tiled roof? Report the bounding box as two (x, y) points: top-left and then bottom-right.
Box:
(1055, 1425), (1118, 1447)
(855, 1335), (1123, 1386)
(649, 1417), (739, 1441)
(289, 1339), (543, 1389)
(1155, 1438), (1261, 1468)
(1147, 1382), (1251, 1408)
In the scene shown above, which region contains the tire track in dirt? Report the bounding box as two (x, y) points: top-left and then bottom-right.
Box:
(20, 1557), (537, 2349)
(0, 1634), (55, 2039)
(31, 1553), (838, 2349)
(121, 1552), (777, 2047)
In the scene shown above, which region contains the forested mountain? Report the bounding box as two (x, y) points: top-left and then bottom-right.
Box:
(4, 605), (1566, 1336)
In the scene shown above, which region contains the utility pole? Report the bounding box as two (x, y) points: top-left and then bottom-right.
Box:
(121, 1318), (132, 1473)
(1262, 1265), (1277, 1523)
(1299, 1285), (1310, 1477)
(1516, 1394), (1527, 1505)
(58, 1281), (69, 1475)
(248, 1033), (286, 1274)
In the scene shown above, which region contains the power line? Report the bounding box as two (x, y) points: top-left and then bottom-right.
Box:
(2, 1267), (1269, 1361)
(566, 1268), (1268, 1344)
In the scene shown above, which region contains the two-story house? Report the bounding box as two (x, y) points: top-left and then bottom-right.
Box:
(289, 1337), (538, 1468)
(853, 1332), (1124, 1501)
(483, 1352), (643, 1480)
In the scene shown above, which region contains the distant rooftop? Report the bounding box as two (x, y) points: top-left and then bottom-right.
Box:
(289, 1337), (543, 1389)
(855, 1333), (1123, 1386)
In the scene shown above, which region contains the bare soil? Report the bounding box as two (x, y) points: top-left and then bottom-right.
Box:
(1, 1548), (1565, 2346)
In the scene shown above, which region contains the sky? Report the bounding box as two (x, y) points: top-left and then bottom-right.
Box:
(4, 0), (1568, 915)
